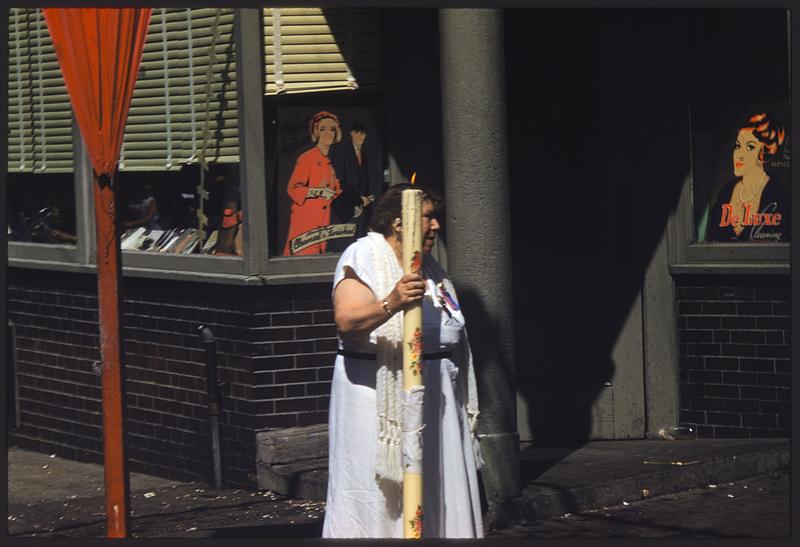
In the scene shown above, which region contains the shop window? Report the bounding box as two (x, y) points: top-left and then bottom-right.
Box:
(263, 8), (386, 257)
(7, 8), (76, 247)
(118, 163), (242, 256)
(7, 7), (241, 260)
(115, 8), (242, 259)
(7, 173), (77, 245)
(689, 10), (790, 244)
(268, 104), (385, 256)
(119, 8), (238, 171)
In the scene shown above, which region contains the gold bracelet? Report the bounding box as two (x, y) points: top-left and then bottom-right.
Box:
(381, 299), (393, 315)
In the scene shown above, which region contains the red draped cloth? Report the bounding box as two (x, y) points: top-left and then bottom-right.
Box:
(43, 8), (150, 176)
(43, 8), (151, 538)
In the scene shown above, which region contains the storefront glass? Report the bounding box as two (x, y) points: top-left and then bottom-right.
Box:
(690, 10), (790, 243)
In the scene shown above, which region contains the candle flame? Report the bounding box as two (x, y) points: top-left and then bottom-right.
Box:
(410, 172), (416, 186)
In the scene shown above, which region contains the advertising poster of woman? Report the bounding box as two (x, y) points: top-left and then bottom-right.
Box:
(273, 106), (383, 256)
(696, 104), (791, 243)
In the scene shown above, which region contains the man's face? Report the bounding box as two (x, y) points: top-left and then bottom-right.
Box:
(351, 130), (367, 147)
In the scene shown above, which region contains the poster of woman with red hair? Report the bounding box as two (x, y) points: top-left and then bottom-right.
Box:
(698, 105), (791, 243)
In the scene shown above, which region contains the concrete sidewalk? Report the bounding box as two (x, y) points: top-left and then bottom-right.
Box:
(5, 437), (789, 538)
(517, 438), (789, 522)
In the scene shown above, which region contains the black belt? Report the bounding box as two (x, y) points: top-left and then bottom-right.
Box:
(337, 349), (452, 361)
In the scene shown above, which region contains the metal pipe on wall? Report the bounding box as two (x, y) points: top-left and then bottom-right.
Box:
(199, 325), (223, 490)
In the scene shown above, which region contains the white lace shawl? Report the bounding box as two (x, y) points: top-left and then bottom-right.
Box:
(365, 232), (483, 484)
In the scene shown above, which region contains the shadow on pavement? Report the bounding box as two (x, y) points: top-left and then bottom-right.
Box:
(519, 442), (587, 485)
(209, 521), (323, 538)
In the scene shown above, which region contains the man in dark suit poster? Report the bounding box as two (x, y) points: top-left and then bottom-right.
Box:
(328, 121), (376, 252)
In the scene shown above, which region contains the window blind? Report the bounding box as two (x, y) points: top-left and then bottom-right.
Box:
(263, 7), (382, 95)
(8, 8), (240, 173)
(7, 8), (73, 173)
(119, 8), (239, 171)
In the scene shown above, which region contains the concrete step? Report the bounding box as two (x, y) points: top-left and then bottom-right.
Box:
(519, 439), (789, 521)
(255, 424), (329, 500)
(257, 458), (329, 501)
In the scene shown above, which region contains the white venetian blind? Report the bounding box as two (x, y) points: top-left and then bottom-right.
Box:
(7, 8), (73, 173)
(263, 7), (382, 95)
(119, 8), (239, 171)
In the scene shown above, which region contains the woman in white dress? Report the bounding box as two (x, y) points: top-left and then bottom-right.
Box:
(322, 184), (484, 538)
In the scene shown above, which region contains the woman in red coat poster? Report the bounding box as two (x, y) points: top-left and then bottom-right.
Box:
(282, 111), (344, 255)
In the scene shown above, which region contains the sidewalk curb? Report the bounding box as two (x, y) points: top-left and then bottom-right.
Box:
(520, 445), (789, 521)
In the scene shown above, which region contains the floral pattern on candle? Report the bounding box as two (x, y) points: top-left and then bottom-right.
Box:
(407, 327), (423, 376)
(409, 505), (423, 539)
(410, 250), (422, 275)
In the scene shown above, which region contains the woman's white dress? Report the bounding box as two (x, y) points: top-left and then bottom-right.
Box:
(322, 236), (484, 538)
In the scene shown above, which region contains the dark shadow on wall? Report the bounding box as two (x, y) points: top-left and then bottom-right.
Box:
(508, 6), (790, 488)
(507, 9), (643, 454)
(506, 8), (736, 478)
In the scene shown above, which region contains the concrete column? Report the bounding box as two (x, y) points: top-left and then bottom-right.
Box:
(439, 9), (521, 526)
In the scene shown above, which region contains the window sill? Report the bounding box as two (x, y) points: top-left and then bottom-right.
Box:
(669, 262), (789, 275)
(8, 252), (338, 286)
(685, 242), (789, 262)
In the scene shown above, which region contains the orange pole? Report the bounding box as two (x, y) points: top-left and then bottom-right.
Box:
(94, 174), (130, 538)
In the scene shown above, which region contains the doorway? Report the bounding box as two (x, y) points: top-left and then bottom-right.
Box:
(507, 10), (646, 440)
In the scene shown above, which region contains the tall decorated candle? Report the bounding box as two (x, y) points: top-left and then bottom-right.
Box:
(401, 174), (424, 539)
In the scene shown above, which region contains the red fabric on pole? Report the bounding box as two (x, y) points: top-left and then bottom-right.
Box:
(41, 8), (152, 538)
(42, 7), (151, 177)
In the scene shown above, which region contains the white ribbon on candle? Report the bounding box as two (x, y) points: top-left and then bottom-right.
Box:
(401, 385), (425, 474)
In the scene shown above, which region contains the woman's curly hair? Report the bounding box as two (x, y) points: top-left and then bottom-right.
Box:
(368, 183), (443, 237)
(740, 112), (785, 162)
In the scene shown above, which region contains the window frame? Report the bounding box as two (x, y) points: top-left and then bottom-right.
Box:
(8, 121), (90, 272)
(668, 174), (790, 275)
(667, 8), (790, 276)
(234, 8), (339, 285)
(122, 8), (346, 285)
(8, 8), (375, 286)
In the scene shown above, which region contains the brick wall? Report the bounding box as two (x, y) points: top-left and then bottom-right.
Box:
(677, 275), (790, 438)
(7, 268), (336, 488)
(11, 267), (789, 484)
